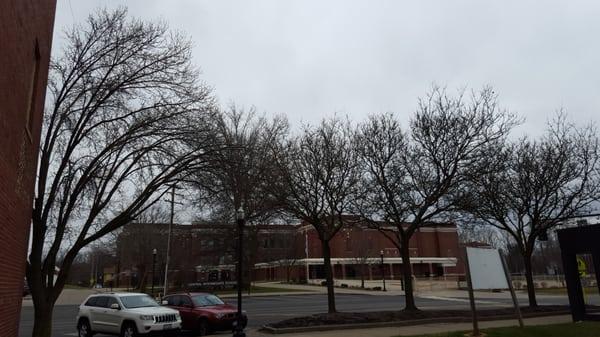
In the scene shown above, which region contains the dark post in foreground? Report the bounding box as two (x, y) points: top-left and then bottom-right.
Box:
(558, 224), (600, 322)
(463, 248), (480, 337)
(234, 207), (246, 337)
(151, 248), (157, 296)
(380, 250), (387, 292)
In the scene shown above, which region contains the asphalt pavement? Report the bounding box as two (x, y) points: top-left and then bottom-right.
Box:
(18, 293), (581, 337)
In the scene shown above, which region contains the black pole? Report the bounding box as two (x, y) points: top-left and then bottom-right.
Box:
(233, 211), (246, 337)
(380, 251), (386, 292)
(151, 249), (157, 296)
(464, 248), (480, 336)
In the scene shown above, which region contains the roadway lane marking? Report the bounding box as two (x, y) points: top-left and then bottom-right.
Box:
(418, 295), (503, 305)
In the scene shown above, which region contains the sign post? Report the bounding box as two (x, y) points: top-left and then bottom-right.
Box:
(463, 248), (480, 337)
(500, 254), (524, 328)
(465, 247), (525, 336)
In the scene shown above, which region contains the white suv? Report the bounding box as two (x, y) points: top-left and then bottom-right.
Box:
(76, 292), (182, 337)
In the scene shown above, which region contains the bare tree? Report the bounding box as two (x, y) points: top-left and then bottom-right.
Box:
(355, 87), (517, 311)
(27, 9), (214, 337)
(275, 234), (302, 283)
(136, 204), (172, 224)
(195, 106), (288, 222)
(349, 231), (374, 289)
(457, 221), (501, 247)
(191, 107), (288, 289)
(274, 117), (361, 313)
(461, 114), (600, 307)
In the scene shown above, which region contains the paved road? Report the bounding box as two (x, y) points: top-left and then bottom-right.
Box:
(18, 293), (579, 337)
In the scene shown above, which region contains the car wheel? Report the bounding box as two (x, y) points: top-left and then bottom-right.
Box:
(120, 322), (138, 337)
(77, 319), (93, 337)
(196, 318), (209, 336)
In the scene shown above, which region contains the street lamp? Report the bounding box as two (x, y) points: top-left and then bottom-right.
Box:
(380, 250), (387, 292)
(233, 207), (246, 337)
(151, 248), (157, 296)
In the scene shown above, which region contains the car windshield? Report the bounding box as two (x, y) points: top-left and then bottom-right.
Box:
(119, 295), (159, 308)
(192, 294), (225, 307)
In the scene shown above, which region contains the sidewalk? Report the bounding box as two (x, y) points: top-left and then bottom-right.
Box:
(417, 288), (600, 304)
(254, 281), (405, 296)
(247, 314), (573, 337)
(21, 288), (104, 307)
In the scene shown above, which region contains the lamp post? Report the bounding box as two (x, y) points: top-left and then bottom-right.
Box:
(233, 207), (246, 337)
(164, 185), (176, 297)
(151, 248), (157, 296)
(380, 250), (386, 292)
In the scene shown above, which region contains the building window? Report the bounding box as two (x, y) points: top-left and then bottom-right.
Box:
(25, 39), (41, 142)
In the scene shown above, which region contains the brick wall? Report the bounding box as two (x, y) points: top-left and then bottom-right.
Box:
(0, 1), (56, 336)
(302, 224), (460, 261)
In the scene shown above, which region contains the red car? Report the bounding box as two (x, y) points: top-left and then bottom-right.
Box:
(162, 292), (247, 336)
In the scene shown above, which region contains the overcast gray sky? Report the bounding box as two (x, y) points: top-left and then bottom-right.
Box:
(53, 0), (600, 135)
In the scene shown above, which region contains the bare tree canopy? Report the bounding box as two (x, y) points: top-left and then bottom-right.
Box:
(461, 113), (600, 307)
(355, 86), (518, 311)
(194, 106), (289, 222)
(27, 8), (214, 337)
(274, 116), (361, 313)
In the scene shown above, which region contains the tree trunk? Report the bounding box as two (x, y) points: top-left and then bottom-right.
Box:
(322, 240), (336, 313)
(523, 253), (538, 307)
(32, 296), (55, 337)
(400, 238), (418, 311)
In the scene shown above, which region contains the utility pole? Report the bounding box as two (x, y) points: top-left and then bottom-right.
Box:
(380, 250), (387, 292)
(152, 248), (157, 296)
(163, 185), (175, 296)
(305, 231), (309, 283)
(89, 253), (95, 288)
(233, 207), (246, 337)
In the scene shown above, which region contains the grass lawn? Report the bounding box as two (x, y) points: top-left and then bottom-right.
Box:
(403, 322), (600, 337)
(536, 287), (598, 295)
(214, 285), (310, 295)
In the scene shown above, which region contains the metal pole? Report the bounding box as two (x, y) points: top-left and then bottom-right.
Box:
(90, 253), (94, 288)
(305, 231), (309, 283)
(152, 249), (157, 296)
(380, 250), (386, 292)
(234, 208), (246, 337)
(464, 248), (480, 337)
(501, 253), (524, 328)
(163, 185), (175, 296)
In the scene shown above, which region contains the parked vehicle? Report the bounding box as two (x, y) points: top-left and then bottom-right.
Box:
(162, 292), (247, 336)
(76, 292), (182, 337)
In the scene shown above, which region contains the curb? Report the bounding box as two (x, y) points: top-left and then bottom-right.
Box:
(259, 311), (578, 334)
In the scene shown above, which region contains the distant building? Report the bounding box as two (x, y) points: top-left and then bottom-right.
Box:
(0, 0), (56, 336)
(254, 221), (462, 282)
(116, 219), (462, 287)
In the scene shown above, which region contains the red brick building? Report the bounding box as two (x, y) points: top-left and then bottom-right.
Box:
(0, 1), (56, 335)
(115, 220), (462, 287)
(253, 222), (462, 282)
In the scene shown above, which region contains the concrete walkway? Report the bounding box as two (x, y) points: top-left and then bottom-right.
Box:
(21, 288), (104, 307)
(22, 283), (581, 307)
(254, 281), (405, 296)
(246, 314), (573, 337)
